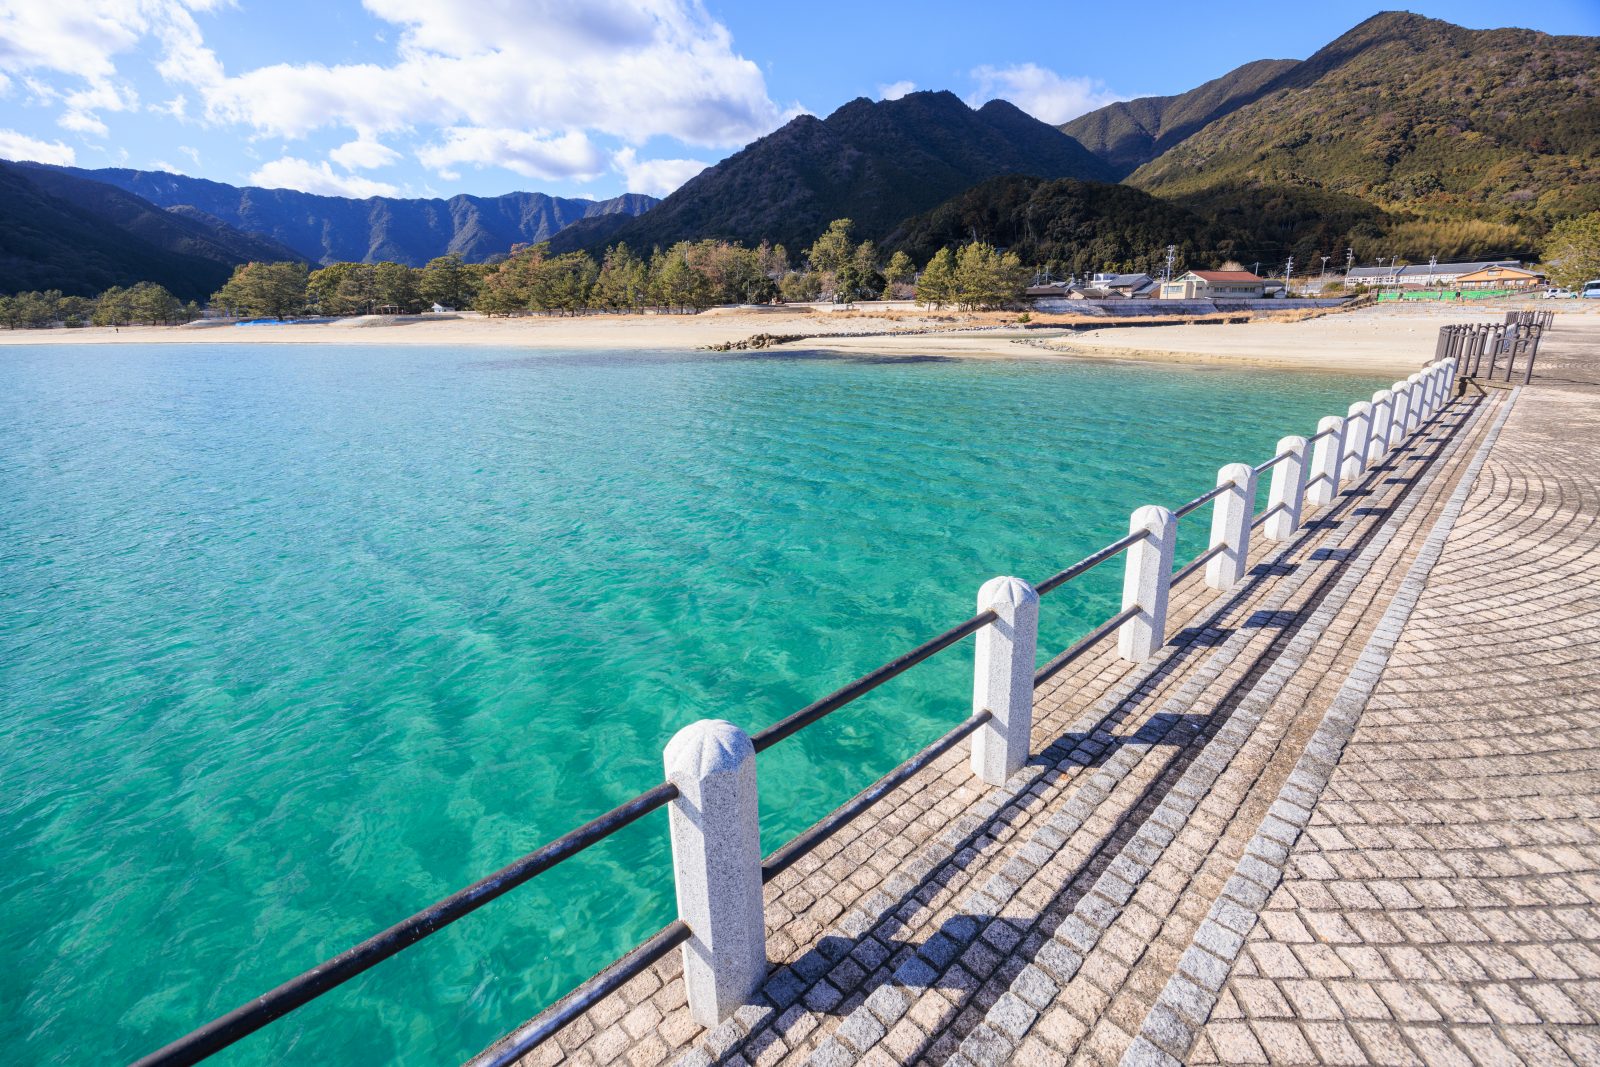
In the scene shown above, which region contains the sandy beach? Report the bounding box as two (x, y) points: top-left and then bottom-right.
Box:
(2, 302), (1592, 376)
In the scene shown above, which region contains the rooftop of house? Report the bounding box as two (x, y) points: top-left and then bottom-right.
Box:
(1348, 259), (1520, 279)
(1184, 270), (1265, 283)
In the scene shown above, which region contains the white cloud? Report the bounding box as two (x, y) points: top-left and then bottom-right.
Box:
(330, 137), (401, 170)
(249, 156), (401, 197)
(878, 80), (915, 102)
(192, 1), (783, 150)
(60, 79), (136, 137)
(611, 146), (706, 196)
(969, 63), (1124, 124)
(60, 111), (110, 137)
(0, 127), (75, 164)
(0, 1), (151, 136)
(418, 127), (606, 181)
(180, 144), (201, 166)
(0, 1), (785, 188)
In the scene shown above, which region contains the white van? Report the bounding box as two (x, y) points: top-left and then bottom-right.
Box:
(1583, 280), (1600, 299)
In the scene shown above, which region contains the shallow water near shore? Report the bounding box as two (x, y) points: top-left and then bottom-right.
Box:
(0, 343), (1388, 1064)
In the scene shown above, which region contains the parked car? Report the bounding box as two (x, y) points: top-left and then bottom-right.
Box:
(1584, 281), (1600, 299)
(1541, 287), (1576, 299)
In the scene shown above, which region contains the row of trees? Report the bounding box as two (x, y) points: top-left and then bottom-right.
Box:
(211, 254), (484, 319)
(0, 282), (200, 329)
(4, 217), (1059, 327)
(200, 226), (1026, 319)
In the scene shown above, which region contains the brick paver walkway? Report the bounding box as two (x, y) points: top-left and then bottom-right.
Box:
(497, 315), (1600, 1067)
(1190, 322), (1600, 1067)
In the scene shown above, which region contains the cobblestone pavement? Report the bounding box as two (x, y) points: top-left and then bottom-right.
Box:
(1189, 320), (1600, 1067)
(502, 314), (1600, 1067)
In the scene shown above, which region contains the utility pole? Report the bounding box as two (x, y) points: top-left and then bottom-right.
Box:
(1164, 244), (1176, 283)
(1285, 255), (1294, 297)
(1346, 248), (1355, 272)
(1428, 254), (1438, 289)
(1252, 261), (1261, 276)
(1320, 255), (1331, 287)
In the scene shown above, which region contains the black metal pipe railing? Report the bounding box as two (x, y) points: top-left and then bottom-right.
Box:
(1174, 481), (1230, 519)
(1253, 452), (1290, 475)
(1034, 528), (1149, 597)
(1250, 502), (1290, 530)
(131, 781), (679, 1067)
(1171, 542), (1227, 586)
(1033, 604), (1141, 686)
(760, 709), (994, 883)
(750, 610), (996, 754)
(466, 920), (692, 1067)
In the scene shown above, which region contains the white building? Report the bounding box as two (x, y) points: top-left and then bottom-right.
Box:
(1160, 270), (1266, 300)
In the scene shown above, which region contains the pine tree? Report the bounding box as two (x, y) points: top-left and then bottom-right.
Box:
(915, 248), (956, 308)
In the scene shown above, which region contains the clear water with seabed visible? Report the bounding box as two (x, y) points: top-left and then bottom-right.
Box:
(0, 343), (1387, 1064)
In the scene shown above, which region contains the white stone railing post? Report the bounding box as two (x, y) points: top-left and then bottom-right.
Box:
(1265, 436), (1308, 542)
(1404, 373), (1423, 433)
(664, 720), (766, 1027)
(1388, 383), (1410, 449)
(1341, 401), (1372, 483)
(1206, 463), (1256, 589)
(1306, 415), (1345, 507)
(1422, 364), (1440, 415)
(1118, 505), (1176, 662)
(1366, 389), (1393, 467)
(971, 576), (1040, 786)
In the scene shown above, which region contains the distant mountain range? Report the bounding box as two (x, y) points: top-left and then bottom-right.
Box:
(20, 164), (656, 268)
(549, 91), (1114, 255)
(0, 162), (300, 301)
(3, 12), (1594, 300)
(561, 13), (1597, 266)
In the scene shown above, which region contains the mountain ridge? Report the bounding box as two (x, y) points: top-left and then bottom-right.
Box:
(0, 162), (298, 301)
(549, 90), (1114, 256)
(20, 164), (657, 268)
(1059, 58), (1300, 180)
(1118, 12), (1600, 257)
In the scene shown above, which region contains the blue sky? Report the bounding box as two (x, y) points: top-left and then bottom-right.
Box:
(1, 1), (1595, 202)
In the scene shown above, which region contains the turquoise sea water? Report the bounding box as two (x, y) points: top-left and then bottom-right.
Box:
(0, 343), (1387, 1065)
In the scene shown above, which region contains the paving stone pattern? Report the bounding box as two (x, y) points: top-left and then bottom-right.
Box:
(503, 316), (1600, 1067)
(1190, 320), (1600, 1067)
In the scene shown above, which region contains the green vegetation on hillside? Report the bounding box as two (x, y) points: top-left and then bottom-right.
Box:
(1122, 12), (1600, 261)
(885, 175), (1226, 277)
(1542, 212), (1600, 289)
